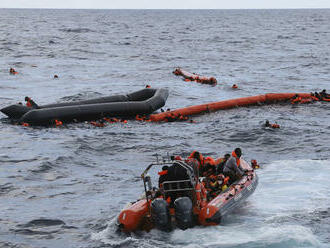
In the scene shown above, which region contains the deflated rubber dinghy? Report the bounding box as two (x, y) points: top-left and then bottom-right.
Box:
(117, 156), (258, 232)
(1, 88), (169, 126)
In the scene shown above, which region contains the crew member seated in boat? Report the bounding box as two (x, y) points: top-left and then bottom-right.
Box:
(223, 148), (245, 184)
(25, 97), (39, 109)
(201, 157), (216, 177)
(203, 174), (229, 201)
(215, 153), (230, 174)
(204, 177), (221, 200)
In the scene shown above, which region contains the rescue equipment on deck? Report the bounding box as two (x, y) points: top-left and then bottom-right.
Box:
(117, 154), (258, 232)
(173, 68), (217, 86)
(1, 88), (169, 126)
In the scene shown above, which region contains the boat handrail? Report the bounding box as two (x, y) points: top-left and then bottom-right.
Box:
(162, 179), (194, 193)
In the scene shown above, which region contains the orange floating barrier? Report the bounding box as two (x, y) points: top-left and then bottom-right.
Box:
(150, 92), (312, 122)
(173, 68), (217, 86)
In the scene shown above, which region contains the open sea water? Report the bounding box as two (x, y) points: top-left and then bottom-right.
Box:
(0, 9), (330, 248)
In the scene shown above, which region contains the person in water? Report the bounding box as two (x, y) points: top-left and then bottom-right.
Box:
(320, 89), (330, 98)
(25, 97), (39, 109)
(265, 120), (280, 128)
(9, 68), (18, 75)
(223, 148), (245, 184)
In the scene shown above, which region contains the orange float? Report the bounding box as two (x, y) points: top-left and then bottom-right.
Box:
(150, 93), (312, 122)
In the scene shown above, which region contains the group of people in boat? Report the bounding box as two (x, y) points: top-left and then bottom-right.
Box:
(156, 148), (258, 203)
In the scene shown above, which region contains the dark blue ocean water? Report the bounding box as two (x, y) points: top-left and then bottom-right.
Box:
(0, 9), (329, 248)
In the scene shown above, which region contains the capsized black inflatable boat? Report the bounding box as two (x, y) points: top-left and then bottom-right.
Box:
(1, 88), (169, 126)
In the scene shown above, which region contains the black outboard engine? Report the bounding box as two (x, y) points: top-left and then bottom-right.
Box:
(151, 198), (171, 231)
(174, 197), (193, 230)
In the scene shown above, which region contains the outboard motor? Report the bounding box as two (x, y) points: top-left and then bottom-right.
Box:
(151, 198), (171, 231)
(174, 197), (193, 230)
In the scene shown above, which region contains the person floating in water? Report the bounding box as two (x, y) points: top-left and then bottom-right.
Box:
(265, 120), (280, 129)
(251, 159), (260, 169)
(9, 68), (18, 75)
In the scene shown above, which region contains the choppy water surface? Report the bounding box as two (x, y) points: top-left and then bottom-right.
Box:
(0, 9), (329, 248)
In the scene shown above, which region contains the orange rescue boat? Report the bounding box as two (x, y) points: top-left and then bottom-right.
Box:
(117, 156), (258, 232)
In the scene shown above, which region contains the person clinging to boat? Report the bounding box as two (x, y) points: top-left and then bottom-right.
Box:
(24, 96), (39, 109)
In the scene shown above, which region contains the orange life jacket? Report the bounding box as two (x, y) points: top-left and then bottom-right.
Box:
(55, 119), (63, 126)
(271, 123), (280, 128)
(188, 151), (204, 168)
(204, 156), (216, 166)
(232, 151), (240, 167)
(291, 97), (302, 104)
(158, 170), (168, 176)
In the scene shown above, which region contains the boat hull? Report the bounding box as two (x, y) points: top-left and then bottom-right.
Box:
(1, 88), (169, 125)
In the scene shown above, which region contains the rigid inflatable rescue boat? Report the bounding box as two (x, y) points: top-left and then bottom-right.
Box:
(117, 156), (258, 232)
(1, 88), (169, 126)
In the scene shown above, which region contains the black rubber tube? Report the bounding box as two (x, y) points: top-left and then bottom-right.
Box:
(18, 88), (168, 126)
